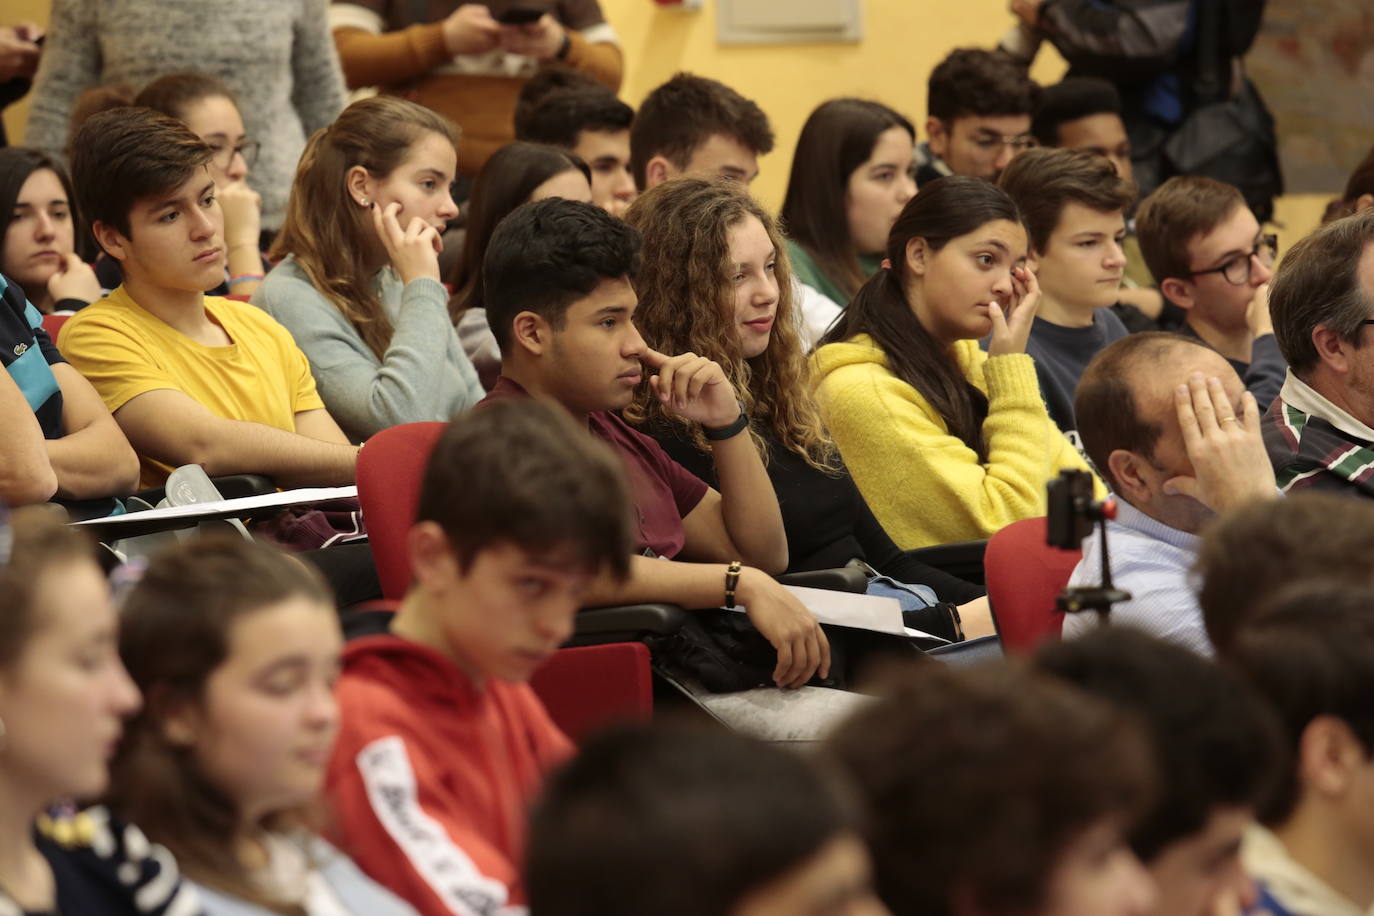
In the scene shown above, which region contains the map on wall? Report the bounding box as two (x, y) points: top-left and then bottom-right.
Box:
(1247, 0), (1374, 194)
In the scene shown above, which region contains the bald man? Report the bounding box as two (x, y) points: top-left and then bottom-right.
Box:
(1065, 332), (1277, 655)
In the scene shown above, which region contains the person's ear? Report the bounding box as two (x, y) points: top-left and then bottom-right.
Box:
(1311, 324), (1355, 375)
(1107, 450), (1152, 505)
(926, 117), (948, 159)
(1297, 715), (1362, 799)
(407, 520), (461, 593)
(1356, 193), (1374, 214)
(92, 220), (130, 263)
(905, 237), (930, 277)
(644, 156), (673, 191)
(1160, 277), (1197, 311)
(511, 311), (549, 356)
(345, 165), (375, 208)
(155, 688), (201, 748)
(1025, 249), (1040, 273)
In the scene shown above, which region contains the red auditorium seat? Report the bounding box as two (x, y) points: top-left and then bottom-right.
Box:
(985, 517), (1081, 653)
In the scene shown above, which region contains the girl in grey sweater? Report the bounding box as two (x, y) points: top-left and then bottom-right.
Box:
(24, 0), (345, 230)
(254, 97), (483, 442)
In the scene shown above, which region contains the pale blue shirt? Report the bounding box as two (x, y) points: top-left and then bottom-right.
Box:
(1060, 500), (1212, 657)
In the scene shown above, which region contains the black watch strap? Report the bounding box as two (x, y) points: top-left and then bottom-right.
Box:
(704, 400), (749, 441)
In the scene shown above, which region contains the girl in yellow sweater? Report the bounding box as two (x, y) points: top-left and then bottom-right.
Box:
(813, 176), (1098, 549)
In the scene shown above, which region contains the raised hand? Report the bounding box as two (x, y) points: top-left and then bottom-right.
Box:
(987, 263), (1041, 357)
(217, 179), (262, 251)
(1162, 373), (1276, 513)
(46, 253), (102, 305)
(1247, 281), (1273, 340)
(372, 201), (442, 285)
(736, 568), (831, 689)
(640, 346), (741, 429)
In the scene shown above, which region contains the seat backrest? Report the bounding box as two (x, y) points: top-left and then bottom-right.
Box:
(356, 422), (446, 600)
(530, 643), (654, 741)
(41, 313), (70, 342)
(985, 517), (1080, 653)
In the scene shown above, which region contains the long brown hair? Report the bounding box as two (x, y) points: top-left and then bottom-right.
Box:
(109, 538), (333, 916)
(819, 177), (1022, 463)
(271, 96), (458, 359)
(781, 98), (915, 303)
(623, 177), (835, 470)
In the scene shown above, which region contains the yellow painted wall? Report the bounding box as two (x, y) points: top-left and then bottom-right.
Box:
(601, 0), (1068, 210)
(3, 0), (1328, 239)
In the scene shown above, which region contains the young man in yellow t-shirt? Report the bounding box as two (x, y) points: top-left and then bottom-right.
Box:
(59, 107), (358, 491)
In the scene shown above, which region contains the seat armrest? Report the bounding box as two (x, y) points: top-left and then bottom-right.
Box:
(777, 566), (868, 594)
(566, 603), (688, 647)
(906, 539), (989, 586)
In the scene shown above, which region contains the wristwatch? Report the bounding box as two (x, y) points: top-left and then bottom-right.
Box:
(704, 399), (749, 441)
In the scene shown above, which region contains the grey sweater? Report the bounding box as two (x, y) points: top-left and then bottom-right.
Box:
(24, 0), (345, 228)
(253, 257), (484, 442)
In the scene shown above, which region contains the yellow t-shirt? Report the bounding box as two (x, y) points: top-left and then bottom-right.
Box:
(58, 287), (325, 488)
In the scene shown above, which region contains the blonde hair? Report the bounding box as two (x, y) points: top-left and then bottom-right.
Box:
(271, 97), (458, 359)
(623, 178), (836, 470)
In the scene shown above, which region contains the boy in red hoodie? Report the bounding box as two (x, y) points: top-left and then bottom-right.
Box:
(326, 399), (634, 915)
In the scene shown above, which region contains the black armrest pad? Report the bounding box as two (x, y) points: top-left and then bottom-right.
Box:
(567, 603), (687, 647)
(906, 539), (989, 585)
(778, 566), (869, 594)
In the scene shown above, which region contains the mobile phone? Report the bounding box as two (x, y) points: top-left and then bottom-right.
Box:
(496, 5), (546, 25)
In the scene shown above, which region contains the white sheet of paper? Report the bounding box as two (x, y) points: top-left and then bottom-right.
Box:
(71, 486), (359, 527)
(728, 584), (907, 637)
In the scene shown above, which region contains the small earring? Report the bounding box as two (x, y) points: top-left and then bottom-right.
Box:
(358, 197), (370, 207)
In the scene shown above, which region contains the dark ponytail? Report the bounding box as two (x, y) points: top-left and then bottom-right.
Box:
(819, 176), (1021, 462)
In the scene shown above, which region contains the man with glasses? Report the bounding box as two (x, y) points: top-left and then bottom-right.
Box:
(1136, 176), (1287, 409)
(1265, 209), (1374, 499)
(915, 48), (1039, 185)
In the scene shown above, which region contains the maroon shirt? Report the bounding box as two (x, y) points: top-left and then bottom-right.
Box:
(480, 377), (709, 559)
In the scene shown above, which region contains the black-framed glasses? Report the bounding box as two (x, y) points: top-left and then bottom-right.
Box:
(208, 139), (260, 171)
(1187, 233), (1278, 285)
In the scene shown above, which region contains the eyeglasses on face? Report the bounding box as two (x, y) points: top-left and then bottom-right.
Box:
(208, 139), (261, 171)
(1187, 234), (1278, 285)
(969, 133), (1038, 154)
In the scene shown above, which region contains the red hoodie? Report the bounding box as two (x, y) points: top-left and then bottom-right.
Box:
(326, 633), (573, 915)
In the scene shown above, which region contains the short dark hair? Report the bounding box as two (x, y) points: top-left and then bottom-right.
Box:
(629, 72), (775, 191)
(513, 66), (602, 125)
(451, 142), (594, 315)
(527, 723), (857, 916)
(514, 87), (634, 148)
(1134, 175), (1245, 285)
(927, 48), (1040, 123)
(998, 146), (1136, 253)
(1196, 492), (1374, 654)
(1268, 208), (1374, 375)
(828, 662), (1154, 916)
(1226, 585), (1374, 824)
(1031, 77), (1124, 148)
(70, 106), (213, 241)
(1074, 332), (1212, 491)
(482, 197), (641, 353)
(1035, 628), (1283, 861)
(416, 398), (633, 579)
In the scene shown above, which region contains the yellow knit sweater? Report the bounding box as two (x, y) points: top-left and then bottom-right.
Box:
(812, 334), (1101, 549)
